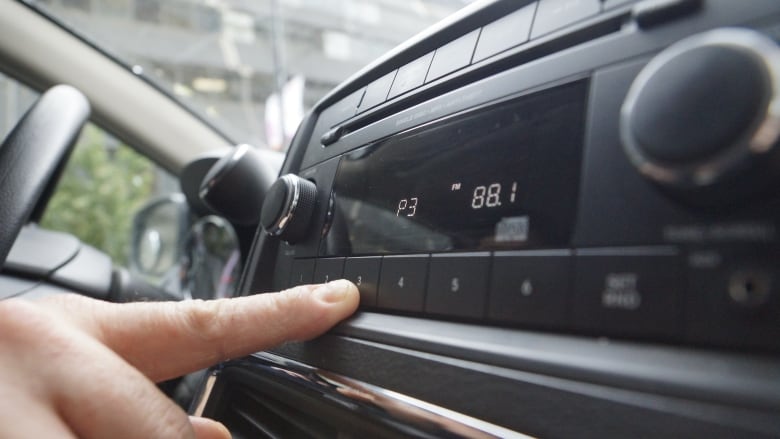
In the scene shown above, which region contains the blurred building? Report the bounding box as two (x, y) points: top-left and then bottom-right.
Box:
(28, 0), (468, 150)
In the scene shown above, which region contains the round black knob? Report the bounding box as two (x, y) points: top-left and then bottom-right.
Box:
(260, 174), (317, 243)
(621, 28), (780, 200)
(198, 144), (276, 225)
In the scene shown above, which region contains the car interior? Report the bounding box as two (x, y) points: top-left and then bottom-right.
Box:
(1, 0), (780, 437)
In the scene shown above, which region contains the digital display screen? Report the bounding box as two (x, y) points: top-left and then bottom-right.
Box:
(321, 80), (588, 256)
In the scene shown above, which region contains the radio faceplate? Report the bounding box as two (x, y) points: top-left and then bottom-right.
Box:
(209, 1), (780, 436)
(263, 0), (780, 354)
(324, 80), (587, 256)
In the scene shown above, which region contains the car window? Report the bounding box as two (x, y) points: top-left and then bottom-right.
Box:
(40, 123), (179, 266)
(32, 0), (468, 151)
(0, 72), (177, 267)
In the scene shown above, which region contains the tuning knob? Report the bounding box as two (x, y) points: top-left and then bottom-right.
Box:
(621, 28), (780, 202)
(260, 174), (317, 243)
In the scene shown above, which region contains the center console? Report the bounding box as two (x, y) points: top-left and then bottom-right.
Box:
(194, 1), (780, 437)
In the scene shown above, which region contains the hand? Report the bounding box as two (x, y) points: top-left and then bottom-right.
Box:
(0, 280), (359, 439)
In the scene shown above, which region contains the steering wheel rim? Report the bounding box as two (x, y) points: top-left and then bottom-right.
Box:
(0, 84), (90, 266)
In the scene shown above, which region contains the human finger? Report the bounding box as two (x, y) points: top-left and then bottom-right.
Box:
(40, 279), (359, 382)
(0, 298), (197, 439)
(0, 392), (76, 438)
(190, 417), (231, 439)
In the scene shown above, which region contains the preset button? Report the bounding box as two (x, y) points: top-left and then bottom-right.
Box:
(313, 257), (345, 284)
(426, 253), (489, 319)
(378, 255), (429, 312)
(343, 257), (381, 307)
(489, 251), (571, 327)
(289, 259), (315, 287)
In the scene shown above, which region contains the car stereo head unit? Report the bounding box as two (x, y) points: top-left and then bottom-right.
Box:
(254, 0), (780, 353)
(199, 1), (780, 437)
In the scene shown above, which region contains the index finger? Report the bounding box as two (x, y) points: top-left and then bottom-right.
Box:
(41, 280), (359, 382)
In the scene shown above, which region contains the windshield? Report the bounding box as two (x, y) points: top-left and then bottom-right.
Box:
(29, 0), (469, 151)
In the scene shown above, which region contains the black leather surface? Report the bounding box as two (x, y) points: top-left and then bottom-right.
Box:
(0, 85), (90, 265)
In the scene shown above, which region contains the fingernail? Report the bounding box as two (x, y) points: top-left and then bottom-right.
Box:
(313, 279), (349, 303)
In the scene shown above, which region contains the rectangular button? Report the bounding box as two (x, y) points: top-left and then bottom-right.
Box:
(378, 255), (429, 312)
(426, 253), (490, 319)
(572, 250), (683, 338)
(325, 87), (364, 127)
(289, 259), (315, 287)
(489, 251), (571, 327)
(531, 0), (601, 39)
(473, 2), (537, 62)
(343, 257), (381, 307)
(388, 52), (434, 99)
(426, 30), (480, 82)
(357, 71), (397, 113)
(313, 258), (345, 284)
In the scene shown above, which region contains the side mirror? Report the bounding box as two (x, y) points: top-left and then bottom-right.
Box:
(130, 194), (189, 280)
(181, 215), (241, 300)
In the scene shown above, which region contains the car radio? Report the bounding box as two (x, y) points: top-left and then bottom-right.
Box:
(255, 0), (780, 353)
(195, 1), (780, 437)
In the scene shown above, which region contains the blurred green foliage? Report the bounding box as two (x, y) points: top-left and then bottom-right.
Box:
(40, 124), (157, 265)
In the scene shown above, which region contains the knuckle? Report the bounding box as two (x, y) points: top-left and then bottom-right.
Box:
(273, 289), (329, 341)
(276, 285), (314, 311)
(179, 299), (232, 359)
(0, 299), (49, 336)
(180, 299), (222, 340)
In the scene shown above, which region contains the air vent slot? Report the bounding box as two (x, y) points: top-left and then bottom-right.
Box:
(221, 390), (335, 439)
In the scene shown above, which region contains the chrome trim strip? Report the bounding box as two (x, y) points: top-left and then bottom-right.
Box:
(322, 375), (529, 439)
(277, 174), (300, 231)
(201, 352), (533, 438)
(191, 371), (218, 417)
(266, 173), (300, 236)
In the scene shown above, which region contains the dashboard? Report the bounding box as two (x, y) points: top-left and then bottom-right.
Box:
(194, 0), (780, 437)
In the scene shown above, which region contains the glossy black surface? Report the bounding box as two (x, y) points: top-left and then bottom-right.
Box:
(324, 80), (587, 256)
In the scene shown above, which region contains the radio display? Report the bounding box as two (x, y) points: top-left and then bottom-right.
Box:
(322, 80), (588, 256)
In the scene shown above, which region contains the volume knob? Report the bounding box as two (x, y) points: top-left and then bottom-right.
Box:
(621, 28), (780, 203)
(260, 174), (317, 243)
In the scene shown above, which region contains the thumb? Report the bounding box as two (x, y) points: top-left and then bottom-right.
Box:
(190, 417), (231, 439)
(39, 280), (360, 381)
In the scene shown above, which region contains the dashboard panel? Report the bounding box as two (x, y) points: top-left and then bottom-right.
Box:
(195, 0), (780, 437)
